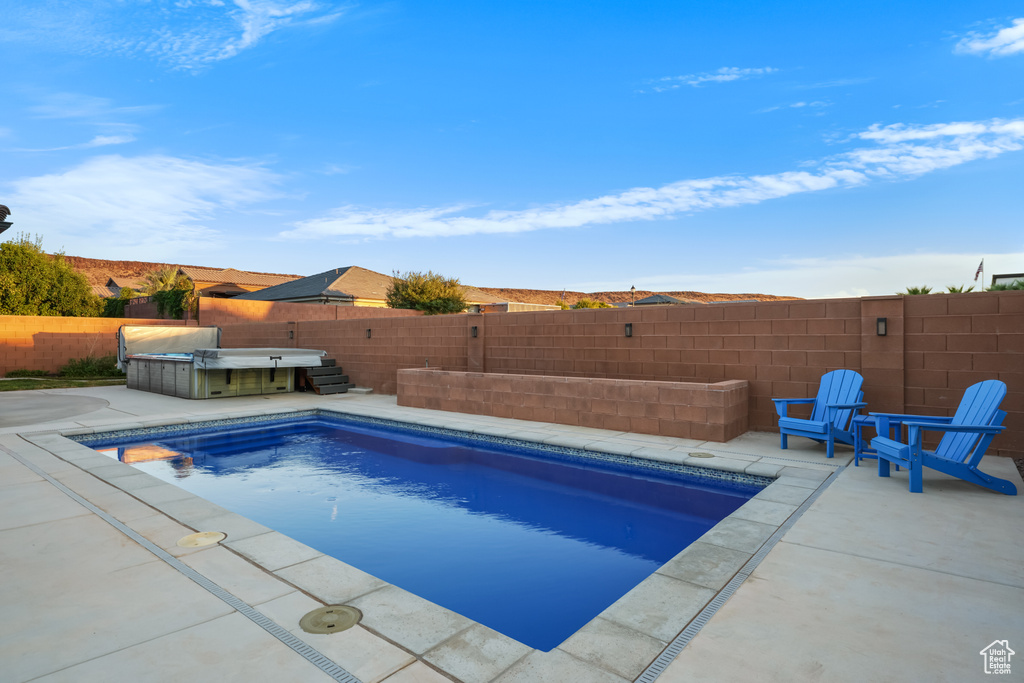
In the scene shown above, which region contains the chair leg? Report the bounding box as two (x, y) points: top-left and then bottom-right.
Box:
(909, 465), (923, 493)
(780, 433), (788, 450)
(878, 458), (890, 478)
(826, 437), (834, 459)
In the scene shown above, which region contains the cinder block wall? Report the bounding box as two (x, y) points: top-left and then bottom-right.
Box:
(110, 290), (1024, 458)
(398, 368), (749, 441)
(0, 316), (192, 376)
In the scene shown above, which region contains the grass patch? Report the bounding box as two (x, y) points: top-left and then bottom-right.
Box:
(0, 378), (126, 392)
(5, 369), (52, 378)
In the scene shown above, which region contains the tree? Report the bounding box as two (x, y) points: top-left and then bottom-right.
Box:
(899, 286), (933, 295)
(945, 284), (975, 293)
(572, 298), (613, 309)
(386, 271), (469, 315)
(0, 234), (101, 316)
(141, 266), (189, 295)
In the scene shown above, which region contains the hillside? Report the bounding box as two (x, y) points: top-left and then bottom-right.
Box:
(60, 255), (798, 304)
(477, 287), (799, 306)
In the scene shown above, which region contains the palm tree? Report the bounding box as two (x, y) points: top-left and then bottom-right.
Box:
(900, 286), (933, 295)
(946, 284), (975, 293)
(141, 266), (189, 295)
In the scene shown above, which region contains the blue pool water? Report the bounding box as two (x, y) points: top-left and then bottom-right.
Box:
(92, 416), (761, 650)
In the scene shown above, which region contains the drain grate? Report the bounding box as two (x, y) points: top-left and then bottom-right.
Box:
(300, 606), (362, 634)
(636, 467), (845, 682)
(687, 452), (715, 458)
(8, 448), (362, 683)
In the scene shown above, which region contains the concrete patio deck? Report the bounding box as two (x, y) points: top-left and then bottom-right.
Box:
(1, 385), (1021, 682)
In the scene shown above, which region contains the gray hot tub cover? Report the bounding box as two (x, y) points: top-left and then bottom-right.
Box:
(191, 348), (327, 370)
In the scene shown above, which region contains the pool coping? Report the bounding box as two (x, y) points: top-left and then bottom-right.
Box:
(20, 404), (841, 683)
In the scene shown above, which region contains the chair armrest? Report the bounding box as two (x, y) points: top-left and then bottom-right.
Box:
(868, 412), (953, 424)
(904, 422), (1006, 434)
(773, 397), (814, 418)
(827, 402), (867, 410)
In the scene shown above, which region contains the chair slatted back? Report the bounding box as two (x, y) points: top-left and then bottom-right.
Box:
(809, 369), (864, 430)
(936, 380), (1007, 464)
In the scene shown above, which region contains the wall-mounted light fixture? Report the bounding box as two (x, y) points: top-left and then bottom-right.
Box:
(625, 323), (633, 337)
(876, 317), (887, 336)
(471, 326), (478, 338)
(288, 330), (294, 339)
(366, 328), (372, 339)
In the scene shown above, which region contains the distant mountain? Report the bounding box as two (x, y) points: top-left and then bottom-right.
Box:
(476, 287), (800, 306)
(60, 254), (799, 303)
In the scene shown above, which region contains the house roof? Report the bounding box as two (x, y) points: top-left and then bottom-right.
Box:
(633, 293), (685, 305)
(234, 266), (505, 305)
(179, 266), (301, 288)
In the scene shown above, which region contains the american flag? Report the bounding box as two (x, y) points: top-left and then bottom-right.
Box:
(974, 259), (984, 282)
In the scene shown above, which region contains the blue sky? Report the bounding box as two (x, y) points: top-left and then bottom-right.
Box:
(1, 1), (1021, 298)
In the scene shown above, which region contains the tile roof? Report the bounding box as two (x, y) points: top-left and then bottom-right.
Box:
(179, 266), (301, 288)
(234, 266), (505, 304)
(633, 293), (685, 305)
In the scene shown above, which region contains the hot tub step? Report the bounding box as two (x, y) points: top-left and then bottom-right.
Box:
(310, 374), (350, 386)
(307, 366), (346, 377)
(320, 358), (337, 367)
(315, 382), (355, 395)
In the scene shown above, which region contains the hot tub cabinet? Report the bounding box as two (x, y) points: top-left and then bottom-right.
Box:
(118, 325), (326, 400)
(126, 349), (327, 399)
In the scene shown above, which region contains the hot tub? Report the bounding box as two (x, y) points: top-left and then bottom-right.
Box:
(118, 326), (326, 400)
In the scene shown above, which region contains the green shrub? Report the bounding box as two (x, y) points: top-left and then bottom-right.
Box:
(387, 271), (469, 315)
(572, 298), (613, 309)
(945, 285), (975, 293)
(101, 287), (137, 318)
(899, 286), (933, 295)
(5, 369), (51, 378)
(988, 280), (1024, 291)
(0, 233), (102, 316)
(59, 355), (124, 378)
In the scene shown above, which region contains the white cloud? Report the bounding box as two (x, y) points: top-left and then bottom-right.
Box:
(282, 117), (1024, 241)
(759, 100), (831, 114)
(956, 18), (1024, 57)
(16, 135), (137, 153)
(2, 0), (346, 70)
(568, 252), (1024, 299)
(4, 154), (282, 255)
(641, 67), (777, 93)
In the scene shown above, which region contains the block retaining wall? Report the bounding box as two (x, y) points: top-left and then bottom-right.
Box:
(397, 368), (749, 441)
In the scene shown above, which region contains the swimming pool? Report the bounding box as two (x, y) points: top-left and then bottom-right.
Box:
(89, 414), (765, 651)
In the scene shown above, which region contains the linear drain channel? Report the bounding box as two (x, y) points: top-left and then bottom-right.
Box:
(8, 448), (361, 683)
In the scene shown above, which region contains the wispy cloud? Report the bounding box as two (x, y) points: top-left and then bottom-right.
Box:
(791, 77), (874, 90)
(568, 251), (1024, 299)
(1, 0), (347, 70)
(281, 117), (1024, 241)
(29, 93), (161, 121)
(15, 134), (136, 153)
(956, 17), (1024, 58)
(640, 67), (777, 93)
(5, 154), (282, 254)
(758, 100), (831, 114)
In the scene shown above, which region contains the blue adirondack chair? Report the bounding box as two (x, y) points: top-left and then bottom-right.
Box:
(869, 380), (1014, 494)
(773, 369), (866, 458)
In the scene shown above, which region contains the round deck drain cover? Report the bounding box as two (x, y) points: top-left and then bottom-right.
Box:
(688, 452), (715, 459)
(176, 531), (227, 548)
(300, 605), (362, 634)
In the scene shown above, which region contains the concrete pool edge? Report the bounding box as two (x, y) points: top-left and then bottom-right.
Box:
(19, 406), (841, 683)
